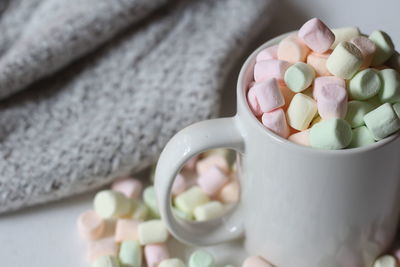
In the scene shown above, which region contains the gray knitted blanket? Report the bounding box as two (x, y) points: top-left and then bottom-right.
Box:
(0, 0), (273, 213)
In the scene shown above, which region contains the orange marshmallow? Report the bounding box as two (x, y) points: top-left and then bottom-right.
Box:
(87, 236), (119, 262)
(77, 210), (106, 241)
(114, 219), (139, 243)
(278, 35), (310, 63)
(196, 154), (229, 175)
(279, 85), (295, 110)
(218, 181), (240, 204)
(306, 51), (332, 76)
(288, 130), (310, 146)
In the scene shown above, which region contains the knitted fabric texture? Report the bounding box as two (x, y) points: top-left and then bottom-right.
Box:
(0, 0), (273, 213)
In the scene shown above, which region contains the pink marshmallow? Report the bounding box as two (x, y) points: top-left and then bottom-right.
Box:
(315, 84), (348, 119)
(306, 51), (332, 76)
(256, 45), (279, 62)
(182, 155), (199, 172)
(196, 154), (229, 175)
(277, 35), (310, 63)
(111, 177), (143, 199)
(288, 130), (310, 146)
(218, 181), (240, 204)
(261, 108), (290, 138)
(247, 84), (263, 116)
(172, 173), (187, 196)
(87, 237), (118, 262)
(197, 166), (229, 197)
(298, 18), (335, 53)
(145, 243), (170, 267)
(350, 36), (377, 68)
(313, 76), (345, 100)
(254, 78), (285, 113)
(77, 210), (106, 241)
(114, 219), (139, 243)
(254, 59), (291, 82)
(243, 256), (274, 267)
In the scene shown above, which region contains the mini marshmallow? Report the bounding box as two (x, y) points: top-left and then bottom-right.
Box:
(326, 41), (363, 79)
(218, 181), (240, 204)
(345, 100), (375, 128)
(144, 244), (170, 267)
(197, 166), (229, 196)
(111, 177), (143, 199)
(378, 69), (400, 103)
(143, 186), (160, 218)
(393, 103), (400, 118)
(306, 51), (331, 76)
(298, 18), (335, 53)
(350, 36), (377, 68)
(159, 259), (186, 267)
(172, 174), (187, 196)
(78, 210), (106, 240)
(183, 155), (199, 172)
(279, 85), (295, 110)
(119, 240), (142, 267)
(194, 201), (225, 221)
(254, 59), (291, 82)
(288, 130), (310, 146)
(196, 154), (229, 175)
(286, 93), (318, 130)
(174, 186), (210, 214)
(130, 200), (149, 221)
(368, 95), (383, 108)
(88, 237), (119, 262)
(115, 219), (139, 243)
(284, 62), (316, 93)
(138, 220), (169, 245)
(94, 190), (131, 219)
(369, 30), (395, 66)
(247, 85), (263, 116)
(254, 78), (285, 112)
(315, 84), (348, 119)
(331, 27), (361, 48)
(189, 250), (215, 267)
(261, 108), (290, 138)
(256, 45), (278, 62)
(364, 103), (400, 140)
(173, 207), (193, 220)
(313, 76), (345, 100)
(242, 256), (273, 267)
(278, 35), (310, 63)
(310, 118), (353, 149)
(92, 255), (120, 267)
(349, 69), (381, 100)
(373, 255), (397, 267)
(348, 126), (375, 148)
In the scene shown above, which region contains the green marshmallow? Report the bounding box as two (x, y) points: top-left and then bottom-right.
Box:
(348, 69), (381, 100)
(119, 241), (142, 267)
(345, 100), (375, 128)
(92, 255), (120, 267)
(393, 103), (400, 118)
(173, 207), (193, 221)
(310, 118), (353, 150)
(378, 69), (400, 103)
(143, 186), (160, 218)
(159, 258), (186, 267)
(284, 62), (316, 93)
(348, 126), (376, 148)
(364, 103), (400, 140)
(94, 190), (131, 219)
(189, 250), (215, 267)
(367, 95), (383, 108)
(369, 30), (395, 66)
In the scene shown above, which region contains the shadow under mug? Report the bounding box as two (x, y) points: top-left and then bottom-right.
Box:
(155, 33), (400, 267)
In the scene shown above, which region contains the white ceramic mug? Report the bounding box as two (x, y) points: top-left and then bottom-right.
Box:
(154, 33), (400, 267)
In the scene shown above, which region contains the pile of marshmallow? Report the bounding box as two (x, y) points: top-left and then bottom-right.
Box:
(77, 149), (249, 267)
(248, 18), (400, 150)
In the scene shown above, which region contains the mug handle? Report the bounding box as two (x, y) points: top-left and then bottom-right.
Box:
(155, 117), (245, 246)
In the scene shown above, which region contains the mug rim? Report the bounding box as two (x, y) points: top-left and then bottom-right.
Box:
(236, 31), (400, 155)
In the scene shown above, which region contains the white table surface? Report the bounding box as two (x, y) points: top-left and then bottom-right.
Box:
(1, 0), (400, 266)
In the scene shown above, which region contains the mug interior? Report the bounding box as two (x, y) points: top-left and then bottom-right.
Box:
(236, 32), (400, 155)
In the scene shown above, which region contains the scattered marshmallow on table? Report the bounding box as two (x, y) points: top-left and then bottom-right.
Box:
(315, 83), (348, 119)
(115, 219), (139, 243)
(369, 30), (395, 66)
(145, 243), (170, 267)
(197, 166), (229, 196)
(326, 41), (363, 79)
(256, 45), (278, 62)
(111, 177), (143, 199)
(174, 186), (210, 214)
(196, 154), (229, 175)
(345, 100), (375, 128)
(331, 27), (361, 48)
(78, 210), (106, 240)
(306, 51), (331, 76)
(138, 219), (169, 245)
(118, 240), (142, 267)
(194, 201), (225, 221)
(310, 118), (353, 149)
(373, 255), (397, 267)
(189, 250), (215, 267)
(91, 255), (120, 267)
(298, 17), (334, 53)
(278, 34), (310, 63)
(242, 256), (273, 267)
(378, 69), (400, 103)
(88, 237), (119, 262)
(143, 186), (160, 218)
(286, 93), (317, 131)
(349, 69), (381, 100)
(364, 103), (400, 140)
(284, 62), (315, 93)
(254, 78), (285, 112)
(94, 190), (131, 219)
(288, 130), (310, 147)
(350, 36), (377, 68)
(130, 200), (149, 221)
(159, 258), (186, 267)
(348, 126), (376, 148)
(172, 173), (187, 196)
(261, 108), (290, 138)
(218, 180), (240, 204)
(254, 60), (291, 83)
